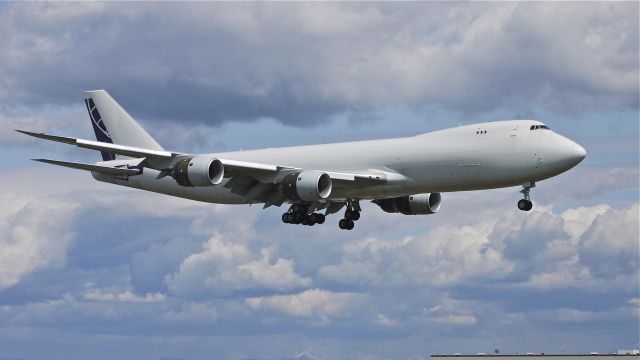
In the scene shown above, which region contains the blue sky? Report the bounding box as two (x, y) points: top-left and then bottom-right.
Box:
(0, 3), (638, 360)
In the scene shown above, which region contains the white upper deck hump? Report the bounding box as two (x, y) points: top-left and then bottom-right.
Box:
(414, 119), (547, 139)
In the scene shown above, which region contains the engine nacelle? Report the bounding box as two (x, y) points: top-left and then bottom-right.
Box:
(374, 193), (442, 215)
(171, 156), (224, 187)
(282, 170), (332, 201)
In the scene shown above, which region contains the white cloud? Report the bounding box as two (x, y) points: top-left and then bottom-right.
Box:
(246, 289), (362, 322)
(319, 203), (639, 295)
(579, 203), (640, 278)
(166, 234), (311, 298)
(373, 313), (396, 327)
(0, 194), (79, 290)
(84, 290), (166, 303)
(319, 220), (514, 288)
(561, 205), (610, 241)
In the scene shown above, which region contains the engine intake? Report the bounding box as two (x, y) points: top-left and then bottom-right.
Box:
(282, 170), (332, 201)
(171, 156), (224, 187)
(373, 193), (441, 215)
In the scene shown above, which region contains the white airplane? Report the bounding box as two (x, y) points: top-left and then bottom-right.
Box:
(19, 90), (586, 230)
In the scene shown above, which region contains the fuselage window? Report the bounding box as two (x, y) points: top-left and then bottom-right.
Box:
(530, 125), (550, 130)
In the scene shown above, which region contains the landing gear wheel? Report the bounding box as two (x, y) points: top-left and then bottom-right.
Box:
(310, 213), (325, 224)
(517, 199), (533, 211)
(345, 219), (354, 230)
(345, 209), (360, 221)
(301, 214), (312, 225)
(282, 213), (290, 223)
(338, 218), (354, 230)
(293, 213), (303, 224)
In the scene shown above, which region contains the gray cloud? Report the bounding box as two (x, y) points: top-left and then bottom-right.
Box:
(0, 2), (637, 127)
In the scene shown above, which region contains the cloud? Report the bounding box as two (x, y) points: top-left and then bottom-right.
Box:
(166, 234), (311, 298)
(161, 302), (218, 324)
(0, 194), (79, 290)
(433, 314), (478, 327)
(318, 203), (639, 299)
(579, 203), (640, 278)
(84, 290), (166, 303)
(0, 174), (636, 357)
(246, 288), (362, 323)
(0, 2), (637, 127)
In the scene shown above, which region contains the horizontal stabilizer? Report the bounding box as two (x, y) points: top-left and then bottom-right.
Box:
(16, 130), (175, 159)
(33, 159), (141, 176)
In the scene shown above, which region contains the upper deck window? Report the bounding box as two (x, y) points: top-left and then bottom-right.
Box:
(530, 125), (550, 130)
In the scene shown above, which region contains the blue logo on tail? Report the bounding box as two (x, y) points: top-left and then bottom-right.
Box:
(84, 98), (116, 161)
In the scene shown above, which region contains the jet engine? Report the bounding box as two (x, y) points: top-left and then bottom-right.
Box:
(171, 156), (224, 187)
(282, 170), (332, 201)
(373, 193), (441, 215)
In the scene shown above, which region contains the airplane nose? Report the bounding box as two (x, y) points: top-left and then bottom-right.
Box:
(560, 140), (586, 169)
(571, 143), (587, 163)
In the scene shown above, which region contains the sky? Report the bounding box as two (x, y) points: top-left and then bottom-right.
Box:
(0, 2), (638, 360)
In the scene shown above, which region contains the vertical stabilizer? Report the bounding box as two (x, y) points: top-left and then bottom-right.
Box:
(83, 90), (163, 160)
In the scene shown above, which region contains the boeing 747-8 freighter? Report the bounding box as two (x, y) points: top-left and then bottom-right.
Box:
(19, 90), (586, 230)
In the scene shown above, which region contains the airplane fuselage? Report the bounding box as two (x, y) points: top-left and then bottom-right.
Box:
(94, 119), (585, 205)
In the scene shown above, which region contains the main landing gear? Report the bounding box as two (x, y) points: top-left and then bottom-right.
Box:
(338, 204), (361, 230)
(281, 201), (362, 230)
(518, 181), (535, 211)
(282, 204), (325, 226)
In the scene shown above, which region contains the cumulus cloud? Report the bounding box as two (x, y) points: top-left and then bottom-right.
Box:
(579, 203), (640, 278)
(166, 235), (311, 298)
(246, 288), (362, 323)
(0, 194), (79, 290)
(0, 174), (637, 357)
(318, 203), (639, 298)
(0, 2), (637, 127)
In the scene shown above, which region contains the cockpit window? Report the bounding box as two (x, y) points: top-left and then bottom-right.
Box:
(530, 125), (550, 130)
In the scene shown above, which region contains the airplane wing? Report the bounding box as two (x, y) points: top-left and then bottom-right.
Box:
(33, 158), (141, 176)
(17, 130), (176, 159)
(19, 130), (400, 207)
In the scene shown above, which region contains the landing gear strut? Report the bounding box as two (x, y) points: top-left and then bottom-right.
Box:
(282, 204), (325, 226)
(338, 201), (361, 230)
(518, 182), (535, 211)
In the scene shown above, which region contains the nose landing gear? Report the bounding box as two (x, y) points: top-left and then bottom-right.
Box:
(518, 182), (535, 211)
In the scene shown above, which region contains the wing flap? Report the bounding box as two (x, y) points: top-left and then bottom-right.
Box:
(33, 159), (140, 176)
(221, 159), (279, 173)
